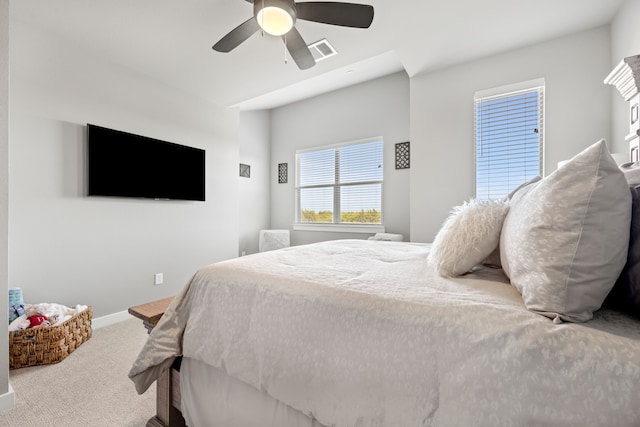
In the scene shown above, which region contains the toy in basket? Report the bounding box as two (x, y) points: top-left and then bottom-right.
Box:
(8, 304), (92, 369)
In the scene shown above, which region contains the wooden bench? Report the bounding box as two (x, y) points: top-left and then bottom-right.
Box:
(129, 297), (175, 334)
(129, 297), (185, 427)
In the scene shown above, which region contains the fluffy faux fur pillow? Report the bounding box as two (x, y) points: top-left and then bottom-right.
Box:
(429, 198), (509, 277)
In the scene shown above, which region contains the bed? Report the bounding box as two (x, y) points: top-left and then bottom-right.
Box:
(129, 140), (640, 427)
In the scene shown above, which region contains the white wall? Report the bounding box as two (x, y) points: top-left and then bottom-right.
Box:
(0, 0), (13, 411)
(239, 110), (271, 255)
(270, 71), (410, 246)
(9, 21), (240, 318)
(610, 0), (640, 154)
(409, 26), (612, 243)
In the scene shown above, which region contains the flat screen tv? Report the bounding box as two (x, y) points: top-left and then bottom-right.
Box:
(87, 124), (205, 201)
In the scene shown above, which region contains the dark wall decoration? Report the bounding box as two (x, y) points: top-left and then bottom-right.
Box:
(239, 163), (251, 178)
(278, 163), (288, 184)
(395, 141), (410, 169)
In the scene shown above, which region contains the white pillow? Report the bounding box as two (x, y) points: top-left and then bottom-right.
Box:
(481, 176), (542, 268)
(620, 161), (640, 185)
(500, 139), (631, 323)
(368, 233), (403, 242)
(429, 198), (509, 277)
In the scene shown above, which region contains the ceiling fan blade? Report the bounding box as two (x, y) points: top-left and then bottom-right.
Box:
(284, 28), (315, 70)
(212, 17), (260, 53)
(296, 2), (374, 28)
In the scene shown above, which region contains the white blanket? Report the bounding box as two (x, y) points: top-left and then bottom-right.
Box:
(130, 240), (640, 427)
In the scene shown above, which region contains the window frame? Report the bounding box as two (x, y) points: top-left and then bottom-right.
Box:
(293, 136), (385, 234)
(473, 78), (545, 200)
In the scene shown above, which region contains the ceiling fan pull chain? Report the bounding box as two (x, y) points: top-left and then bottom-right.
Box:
(284, 34), (288, 65)
(261, 0), (265, 37)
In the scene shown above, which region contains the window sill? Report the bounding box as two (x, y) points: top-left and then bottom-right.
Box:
(293, 223), (385, 234)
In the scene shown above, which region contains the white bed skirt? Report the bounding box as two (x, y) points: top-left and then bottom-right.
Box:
(181, 357), (326, 427)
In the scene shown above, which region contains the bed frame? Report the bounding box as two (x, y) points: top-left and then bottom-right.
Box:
(128, 298), (186, 427)
(146, 359), (185, 427)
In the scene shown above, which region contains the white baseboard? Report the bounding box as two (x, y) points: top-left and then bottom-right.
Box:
(91, 310), (132, 329)
(0, 383), (14, 413)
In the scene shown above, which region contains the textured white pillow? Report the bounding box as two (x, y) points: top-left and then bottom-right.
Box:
(481, 176), (543, 268)
(500, 140), (631, 323)
(620, 161), (640, 185)
(429, 198), (509, 277)
(368, 233), (404, 241)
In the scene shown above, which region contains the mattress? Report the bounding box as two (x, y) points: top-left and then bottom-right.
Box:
(181, 357), (326, 427)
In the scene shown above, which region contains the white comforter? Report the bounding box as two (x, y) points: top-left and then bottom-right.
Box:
(130, 240), (640, 427)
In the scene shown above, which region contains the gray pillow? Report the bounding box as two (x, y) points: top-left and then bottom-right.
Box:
(500, 140), (631, 323)
(605, 184), (640, 317)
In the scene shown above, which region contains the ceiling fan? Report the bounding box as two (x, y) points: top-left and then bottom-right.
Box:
(212, 0), (374, 70)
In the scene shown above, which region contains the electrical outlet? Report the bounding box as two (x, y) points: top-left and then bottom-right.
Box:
(154, 273), (163, 286)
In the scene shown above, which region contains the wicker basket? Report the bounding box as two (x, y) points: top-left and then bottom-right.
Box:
(9, 307), (92, 369)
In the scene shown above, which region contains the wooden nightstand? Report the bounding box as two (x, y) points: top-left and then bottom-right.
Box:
(128, 296), (174, 333)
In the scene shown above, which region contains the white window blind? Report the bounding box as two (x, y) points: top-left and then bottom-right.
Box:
(296, 138), (383, 225)
(475, 85), (544, 200)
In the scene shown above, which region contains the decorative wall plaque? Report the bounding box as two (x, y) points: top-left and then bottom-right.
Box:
(239, 163), (250, 178)
(278, 163), (288, 184)
(395, 141), (410, 169)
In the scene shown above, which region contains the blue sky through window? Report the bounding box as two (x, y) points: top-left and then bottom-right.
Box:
(475, 89), (542, 199)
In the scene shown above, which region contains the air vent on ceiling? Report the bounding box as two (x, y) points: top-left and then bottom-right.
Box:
(307, 39), (337, 62)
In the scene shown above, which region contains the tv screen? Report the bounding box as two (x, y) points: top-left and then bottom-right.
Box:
(87, 124), (205, 201)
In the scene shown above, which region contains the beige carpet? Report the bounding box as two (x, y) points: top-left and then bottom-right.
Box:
(0, 318), (156, 427)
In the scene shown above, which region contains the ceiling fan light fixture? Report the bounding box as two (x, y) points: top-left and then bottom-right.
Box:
(255, 0), (296, 36)
(257, 7), (293, 36)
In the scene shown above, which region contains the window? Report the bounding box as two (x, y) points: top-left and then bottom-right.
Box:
(475, 81), (544, 200)
(295, 137), (383, 229)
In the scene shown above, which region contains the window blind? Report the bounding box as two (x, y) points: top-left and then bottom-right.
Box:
(475, 86), (544, 200)
(296, 138), (383, 224)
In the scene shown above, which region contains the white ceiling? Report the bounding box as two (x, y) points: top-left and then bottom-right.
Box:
(10, 0), (625, 111)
